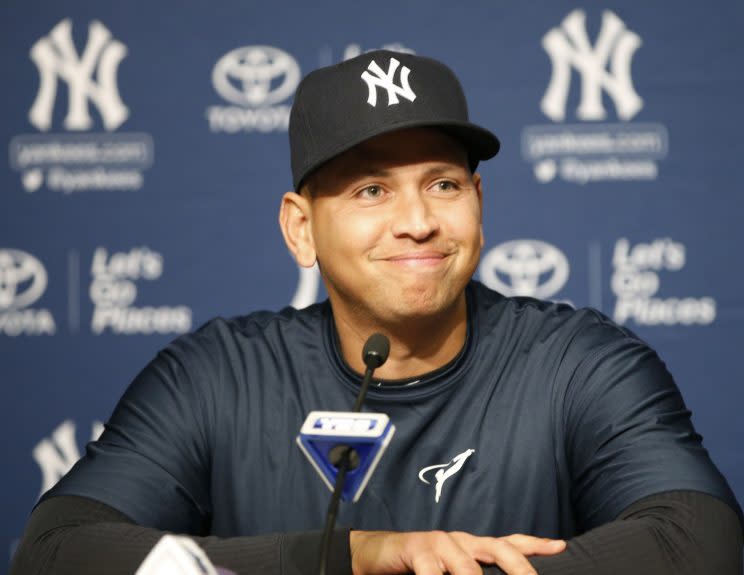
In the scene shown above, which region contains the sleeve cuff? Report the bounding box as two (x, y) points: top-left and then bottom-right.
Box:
(279, 528), (352, 575)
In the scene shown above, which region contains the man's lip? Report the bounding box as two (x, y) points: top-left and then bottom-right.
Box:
(385, 251), (449, 261)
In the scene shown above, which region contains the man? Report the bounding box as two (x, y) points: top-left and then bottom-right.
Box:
(10, 50), (743, 575)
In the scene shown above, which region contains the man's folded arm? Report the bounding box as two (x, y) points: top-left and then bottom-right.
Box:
(9, 495), (351, 575)
(490, 490), (742, 575)
(11, 490), (742, 575)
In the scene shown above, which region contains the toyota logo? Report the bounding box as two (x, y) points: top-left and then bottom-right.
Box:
(0, 249), (48, 310)
(212, 45), (301, 107)
(479, 240), (569, 298)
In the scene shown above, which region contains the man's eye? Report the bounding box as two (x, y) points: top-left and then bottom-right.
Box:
(359, 185), (383, 199)
(435, 180), (457, 191)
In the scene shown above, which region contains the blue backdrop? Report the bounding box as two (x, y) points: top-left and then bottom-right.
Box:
(2, 1), (743, 570)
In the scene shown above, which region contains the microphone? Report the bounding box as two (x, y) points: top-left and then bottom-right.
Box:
(297, 411), (395, 502)
(363, 332), (390, 367)
(296, 333), (393, 575)
(296, 332), (393, 502)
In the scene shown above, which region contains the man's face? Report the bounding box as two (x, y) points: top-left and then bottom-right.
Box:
(296, 127), (483, 326)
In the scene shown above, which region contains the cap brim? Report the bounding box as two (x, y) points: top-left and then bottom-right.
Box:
(297, 119), (500, 189)
(436, 121), (501, 171)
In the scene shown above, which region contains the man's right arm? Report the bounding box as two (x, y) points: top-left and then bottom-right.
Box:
(10, 495), (352, 575)
(10, 495), (565, 575)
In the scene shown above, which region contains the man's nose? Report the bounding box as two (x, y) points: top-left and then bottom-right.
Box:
(390, 191), (440, 240)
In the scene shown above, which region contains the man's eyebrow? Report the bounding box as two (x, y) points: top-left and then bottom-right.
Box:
(347, 167), (392, 179)
(422, 165), (462, 177)
(352, 164), (464, 178)
(335, 163), (467, 184)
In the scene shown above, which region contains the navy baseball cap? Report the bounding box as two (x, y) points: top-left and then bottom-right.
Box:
(289, 50), (500, 190)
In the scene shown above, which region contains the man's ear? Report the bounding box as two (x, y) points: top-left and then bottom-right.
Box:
(473, 172), (485, 248)
(279, 191), (317, 267)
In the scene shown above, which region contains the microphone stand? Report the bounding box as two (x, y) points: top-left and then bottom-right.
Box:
(317, 335), (388, 575)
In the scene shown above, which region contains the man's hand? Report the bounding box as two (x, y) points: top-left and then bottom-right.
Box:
(349, 530), (566, 575)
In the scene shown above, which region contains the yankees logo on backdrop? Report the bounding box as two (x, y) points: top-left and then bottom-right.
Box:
(10, 19), (154, 194)
(521, 9), (668, 185)
(29, 19), (129, 132)
(34, 420), (104, 498)
(361, 57), (416, 107)
(541, 9), (642, 122)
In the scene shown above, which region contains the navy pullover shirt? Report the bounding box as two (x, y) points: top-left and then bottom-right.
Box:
(45, 281), (740, 538)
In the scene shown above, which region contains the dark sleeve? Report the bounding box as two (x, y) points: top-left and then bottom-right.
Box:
(42, 324), (224, 531)
(485, 490), (743, 575)
(9, 495), (351, 575)
(560, 321), (741, 529)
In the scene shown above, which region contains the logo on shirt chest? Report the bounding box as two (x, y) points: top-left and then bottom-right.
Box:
(418, 448), (475, 503)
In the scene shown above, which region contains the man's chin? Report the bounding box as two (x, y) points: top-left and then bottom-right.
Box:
(378, 288), (462, 323)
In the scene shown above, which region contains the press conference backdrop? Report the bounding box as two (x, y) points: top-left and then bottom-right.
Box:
(2, 0), (743, 569)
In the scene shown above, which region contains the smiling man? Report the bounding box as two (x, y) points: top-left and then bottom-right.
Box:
(10, 50), (743, 575)
(281, 127), (483, 379)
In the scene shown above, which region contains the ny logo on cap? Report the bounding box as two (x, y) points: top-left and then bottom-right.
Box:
(361, 57), (416, 107)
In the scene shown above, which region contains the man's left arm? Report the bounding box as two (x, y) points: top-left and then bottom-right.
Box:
(536, 319), (743, 573)
(511, 489), (742, 574)
(349, 489), (740, 575)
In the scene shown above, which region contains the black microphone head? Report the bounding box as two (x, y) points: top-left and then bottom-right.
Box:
(362, 333), (390, 369)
